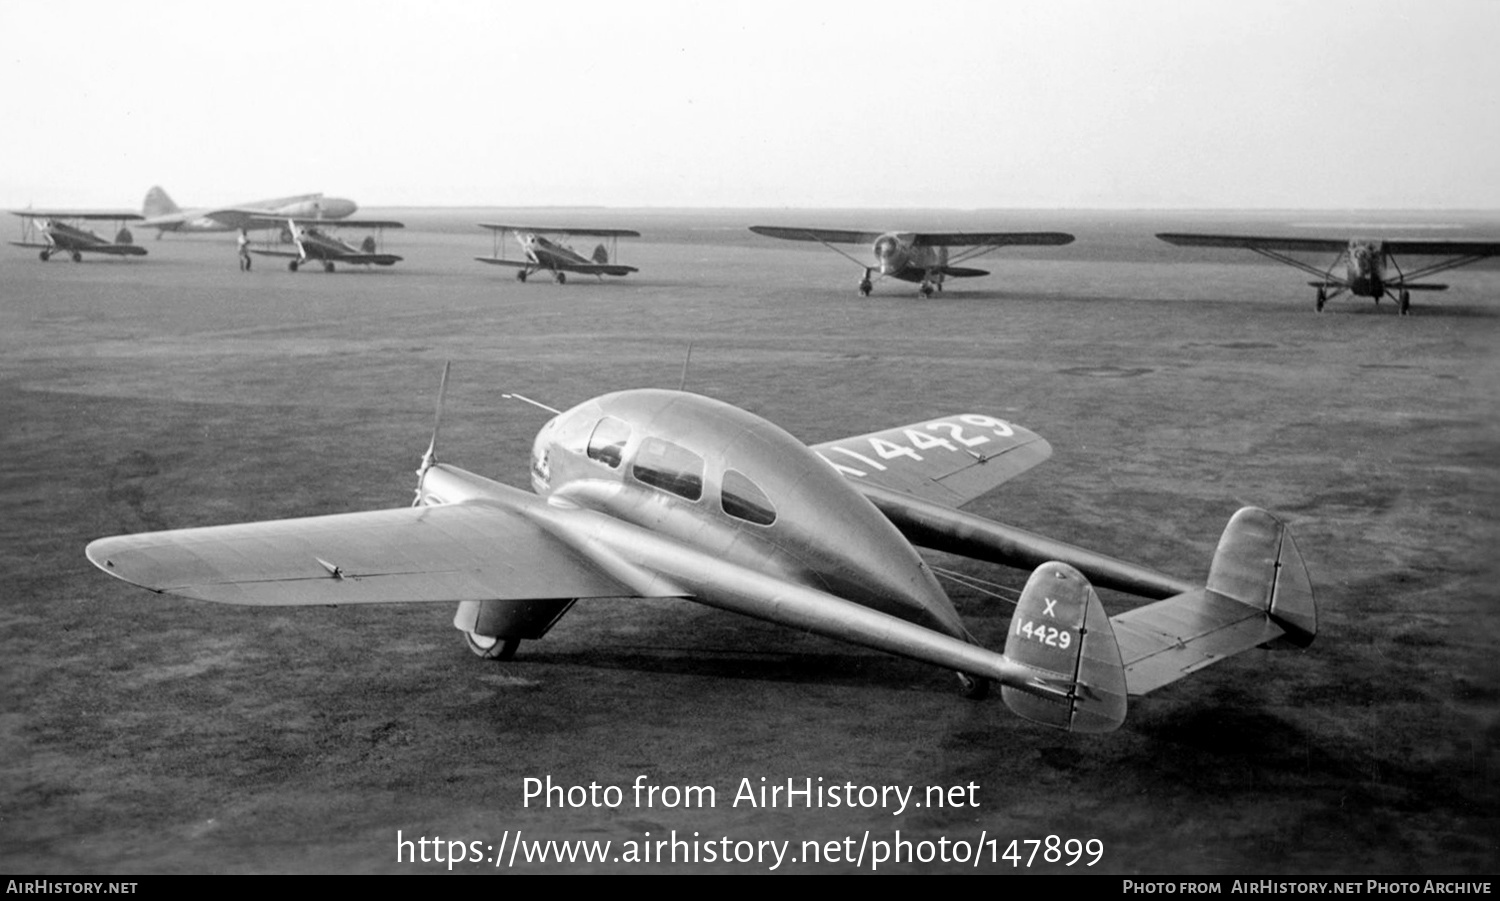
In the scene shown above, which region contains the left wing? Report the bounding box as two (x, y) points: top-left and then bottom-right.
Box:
(473, 257), (636, 275)
(811, 414), (1051, 508)
(219, 212), (405, 229)
(911, 232), (1074, 248)
(9, 210), (143, 221)
(749, 226), (886, 245)
(85, 499), (655, 606)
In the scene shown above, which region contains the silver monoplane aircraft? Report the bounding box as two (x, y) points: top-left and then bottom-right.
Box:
(1157, 232), (1500, 315)
(86, 370), (1315, 733)
(139, 186), (359, 237)
(749, 226), (1075, 297)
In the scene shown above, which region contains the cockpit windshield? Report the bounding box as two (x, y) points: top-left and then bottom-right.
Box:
(586, 416), (631, 468)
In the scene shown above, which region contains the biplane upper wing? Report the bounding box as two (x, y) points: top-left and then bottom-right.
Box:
(9, 210), (144, 221)
(83, 485), (668, 606)
(749, 226), (887, 245)
(811, 413), (1052, 508)
(478, 223), (640, 238)
(910, 232), (1075, 248)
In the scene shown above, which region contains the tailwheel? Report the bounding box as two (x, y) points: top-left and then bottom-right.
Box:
(554, 271), (567, 284)
(323, 261), (335, 273)
(71, 251), (82, 262)
(1398, 290), (1411, 316)
(956, 672), (990, 700)
(289, 260), (300, 272)
(1315, 287), (1326, 312)
(515, 269), (528, 283)
(464, 632), (520, 661)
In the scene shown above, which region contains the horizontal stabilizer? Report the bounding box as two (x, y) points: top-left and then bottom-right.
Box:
(1002, 562), (1127, 733)
(1111, 507), (1316, 695)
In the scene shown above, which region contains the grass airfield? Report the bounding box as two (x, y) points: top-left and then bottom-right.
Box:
(1, 208), (1496, 874)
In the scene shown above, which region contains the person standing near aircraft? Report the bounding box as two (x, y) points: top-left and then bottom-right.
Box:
(237, 229), (252, 271)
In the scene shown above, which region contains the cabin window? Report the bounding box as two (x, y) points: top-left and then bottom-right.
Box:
(721, 469), (777, 526)
(586, 417), (631, 468)
(631, 438), (704, 501)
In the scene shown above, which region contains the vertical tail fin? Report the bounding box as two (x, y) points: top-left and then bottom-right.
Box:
(143, 186), (179, 217)
(1002, 562), (1127, 733)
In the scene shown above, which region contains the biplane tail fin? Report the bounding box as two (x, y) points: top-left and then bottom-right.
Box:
(1001, 562), (1128, 733)
(592, 243), (610, 265)
(143, 186), (179, 218)
(1109, 507), (1317, 696)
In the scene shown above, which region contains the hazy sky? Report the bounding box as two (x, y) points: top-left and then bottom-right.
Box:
(3, 0), (1498, 209)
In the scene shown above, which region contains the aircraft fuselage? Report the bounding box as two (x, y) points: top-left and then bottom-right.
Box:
(1343, 240), (1386, 297)
(522, 233), (593, 269)
(148, 195), (358, 233)
(872, 232), (949, 282)
(501, 390), (972, 641)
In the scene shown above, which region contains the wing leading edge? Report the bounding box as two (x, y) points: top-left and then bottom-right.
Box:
(85, 492), (645, 606)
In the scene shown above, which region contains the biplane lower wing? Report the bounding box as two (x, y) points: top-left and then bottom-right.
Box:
(474, 256), (636, 276)
(9, 240), (147, 256)
(252, 248), (402, 265)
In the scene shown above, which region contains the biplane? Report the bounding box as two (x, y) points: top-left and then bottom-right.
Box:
(139, 186), (358, 237)
(1156, 232), (1500, 315)
(749, 226), (1075, 297)
(85, 368), (1316, 734)
(9, 210), (147, 261)
(248, 217), (404, 272)
(476, 224), (639, 283)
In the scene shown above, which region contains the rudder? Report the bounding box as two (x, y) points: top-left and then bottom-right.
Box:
(1206, 507), (1316, 649)
(1002, 562), (1127, 732)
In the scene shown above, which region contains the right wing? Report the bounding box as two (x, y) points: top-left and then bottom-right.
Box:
(85, 501), (652, 606)
(811, 414), (1051, 508)
(749, 225), (885, 245)
(473, 257), (636, 275)
(9, 210), (143, 221)
(1156, 233), (1349, 253)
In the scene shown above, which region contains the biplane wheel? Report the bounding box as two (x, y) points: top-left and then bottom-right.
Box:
(464, 632), (520, 661)
(515, 270), (528, 283)
(857, 280), (872, 297)
(71, 251), (82, 263)
(555, 272), (566, 285)
(39, 249), (50, 262)
(1399, 290), (1411, 316)
(323, 261), (335, 273)
(919, 283), (935, 298)
(956, 672), (990, 700)
(1315, 287), (1326, 312)
(289, 260), (300, 272)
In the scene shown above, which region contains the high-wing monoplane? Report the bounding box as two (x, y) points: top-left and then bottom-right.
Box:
(476, 224), (639, 283)
(9, 210), (147, 261)
(247, 217), (404, 272)
(1156, 232), (1500, 315)
(749, 226), (1075, 297)
(139, 185), (358, 237)
(85, 369), (1316, 733)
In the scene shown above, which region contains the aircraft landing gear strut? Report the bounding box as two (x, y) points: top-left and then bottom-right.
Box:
(956, 672), (990, 699)
(1315, 286), (1326, 312)
(1398, 289), (1411, 316)
(858, 268), (873, 297)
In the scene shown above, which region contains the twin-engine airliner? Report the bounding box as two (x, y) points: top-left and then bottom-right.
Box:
(139, 185), (359, 237)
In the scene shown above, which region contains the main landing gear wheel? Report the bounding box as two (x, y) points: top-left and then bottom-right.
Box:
(1399, 290), (1411, 316)
(289, 260), (300, 272)
(71, 251), (82, 263)
(554, 271), (567, 284)
(464, 632), (520, 661)
(323, 261), (335, 273)
(919, 283), (935, 298)
(515, 270), (528, 283)
(1315, 287), (1326, 312)
(857, 280), (872, 297)
(39, 249), (50, 261)
(956, 672), (990, 699)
